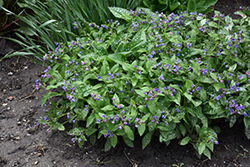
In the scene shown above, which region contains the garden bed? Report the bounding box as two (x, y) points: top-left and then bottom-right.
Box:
(1, 0), (250, 166)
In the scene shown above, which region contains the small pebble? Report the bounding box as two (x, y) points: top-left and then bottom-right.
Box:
(33, 161), (39, 165)
(8, 72), (13, 76)
(8, 96), (14, 101)
(15, 136), (20, 140)
(17, 121), (22, 125)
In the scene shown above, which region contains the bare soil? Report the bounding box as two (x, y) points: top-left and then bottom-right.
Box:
(1, 0), (250, 166)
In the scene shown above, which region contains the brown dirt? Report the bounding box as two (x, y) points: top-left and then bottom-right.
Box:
(1, 0), (250, 166)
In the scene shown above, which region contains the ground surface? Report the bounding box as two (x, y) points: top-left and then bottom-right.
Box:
(1, 0), (250, 167)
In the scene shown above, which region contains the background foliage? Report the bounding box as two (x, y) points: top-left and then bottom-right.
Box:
(141, 0), (218, 14)
(0, 0), (25, 35)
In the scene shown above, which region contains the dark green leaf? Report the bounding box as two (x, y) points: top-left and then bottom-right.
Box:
(123, 135), (134, 147)
(245, 126), (250, 139)
(85, 128), (97, 136)
(180, 136), (191, 145)
(86, 114), (95, 127)
(110, 135), (118, 148)
(244, 117), (250, 129)
(89, 133), (96, 145)
(179, 124), (186, 136)
(41, 92), (61, 106)
(187, 0), (197, 12)
(229, 115), (237, 128)
(108, 7), (132, 22)
(124, 126), (134, 141)
(142, 131), (154, 149)
(198, 142), (206, 155)
(101, 105), (114, 111)
(138, 124), (146, 136)
(104, 138), (112, 152)
(203, 147), (211, 159)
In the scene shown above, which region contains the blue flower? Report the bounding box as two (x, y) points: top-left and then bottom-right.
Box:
(176, 108), (180, 113)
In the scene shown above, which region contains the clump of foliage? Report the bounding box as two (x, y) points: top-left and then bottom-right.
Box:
(0, 0), (25, 35)
(0, 0), (142, 61)
(141, 0), (218, 15)
(37, 7), (250, 159)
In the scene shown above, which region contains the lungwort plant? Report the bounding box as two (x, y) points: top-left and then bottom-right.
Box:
(37, 7), (250, 159)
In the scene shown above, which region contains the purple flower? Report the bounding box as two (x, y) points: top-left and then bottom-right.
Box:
(196, 86), (201, 91)
(176, 108), (180, 113)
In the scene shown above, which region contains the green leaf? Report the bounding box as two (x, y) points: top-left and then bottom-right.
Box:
(142, 0), (150, 7)
(89, 133), (96, 145)
(75, 108), (88, 120)
(124, 126), (134, 141)
(58, 124), (65, 131)
(101, 105), (114, 111)
(110, 135), (118, 148)
(245, 126), (250, 139)
(179, 124), (186, 136)
(200, 87), (207, 102)
(108, 53), (126, 65)
(86, 114), (95, 127)
(0, 0), (3, 7)
(113, 93), (120, 105)
(148, 122), (156, 132)
(142, 113), (151, 122)
(244, 117), (250, 129)
(185, 79), (194, 90)
(147, 98), (159, 114)
(170, 2), (180, 11)
(180, 136), (191, 145)
(229, 64), (237, 72)
(41, 92), (61, 106)
(187, 0), (197, 12)
(213, 126), (221, 134)
(210, 73), (218, 82)
(229, 115), (237, 128)
(138, 124), (146, 136)
(104, 138), (112, 152)
(92, 83), (104, 90)
(123, 135), (134, 147)
(142, 131), (154, 149)
(108, 7), (132, 22)
(202, 0), (218, 8)
(78, 135), (87, 148)
(198, 142), (206, 155)
(191, 61), (200, 74)
(197, 76), (214, 83)
(85, 128), (97, 136)
(206, 141), (214, 152)
(179, 48), (203, 59)
(203, 147), (211, 159)
(131, 77), (138, 87)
